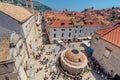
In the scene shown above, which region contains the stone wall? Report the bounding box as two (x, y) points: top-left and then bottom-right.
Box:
(0, 61), (20, 80)
(91, 33), (120, 76)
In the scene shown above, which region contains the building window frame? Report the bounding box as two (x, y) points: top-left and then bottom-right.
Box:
(54, 34), (56, 38)
(61, 29), (65, 31)
(75, 30), (77, 33)
(79, 30), (81, 33)
(69, 33), (71, 37)
(69, 29), (72, 31)
(90, 33), (93, 35)
(54, 29), (56, 31)
(103, 47), (112, 58)
(62, 33), (64, 37)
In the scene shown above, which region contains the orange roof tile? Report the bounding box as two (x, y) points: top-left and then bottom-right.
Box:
(34, 10), (39, 15)
(96, 27), (113, 35)
(83, 21), (103, 27)
(49, 19), (74, 28)
(43, 10), (111, 28)
(96, 22), (120, 47)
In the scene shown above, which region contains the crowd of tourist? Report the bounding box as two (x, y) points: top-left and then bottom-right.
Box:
(88, 57), (114, 80)
(29, 40), (111, 80)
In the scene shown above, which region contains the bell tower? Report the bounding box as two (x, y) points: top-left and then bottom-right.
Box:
(26, 0), (33, 13)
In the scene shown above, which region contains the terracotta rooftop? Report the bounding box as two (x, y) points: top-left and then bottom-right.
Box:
(43, 10), (113, 28)
(0, 2), (32, 23)
(65, 11), (82, 17)
(49, 19), (74, 28)
(0, 37), (10, 62)
(96, 22), (120, 47)
(34, 10), (39, 15)
(83, 21), (103, 27)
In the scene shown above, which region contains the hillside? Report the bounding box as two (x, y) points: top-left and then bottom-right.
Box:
(33, 1), (52, 11)
(12, 0), (52, 11)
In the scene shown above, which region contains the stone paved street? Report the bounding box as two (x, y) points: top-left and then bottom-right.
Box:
(29, 41), (104, 80)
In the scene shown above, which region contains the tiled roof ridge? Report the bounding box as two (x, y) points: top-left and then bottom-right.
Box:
(100, 22), (120, 37)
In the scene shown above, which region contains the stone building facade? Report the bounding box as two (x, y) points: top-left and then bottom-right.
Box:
(91, 22), (120, 76)
(0, 2), (39, 80)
